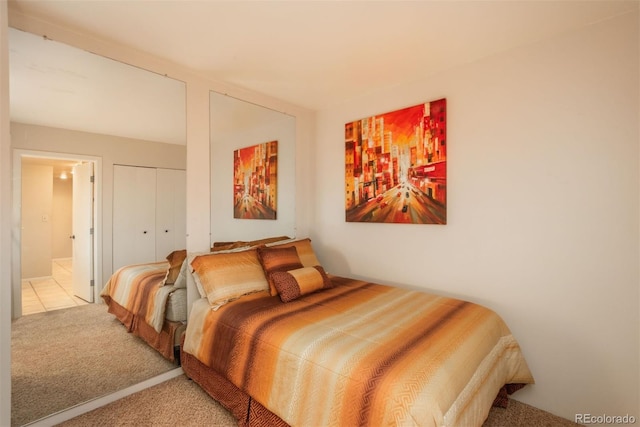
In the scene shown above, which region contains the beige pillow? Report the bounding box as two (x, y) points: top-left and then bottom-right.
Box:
(173, 252), (197, 290)
(190, 248), (269, 310)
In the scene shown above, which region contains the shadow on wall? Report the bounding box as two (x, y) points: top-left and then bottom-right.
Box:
(316, 245), (351, 277)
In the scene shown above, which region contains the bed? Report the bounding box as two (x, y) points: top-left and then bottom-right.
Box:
(100, 237), (291, 362)
(100, 250), (189, 362)
(180, 238), (535, 427)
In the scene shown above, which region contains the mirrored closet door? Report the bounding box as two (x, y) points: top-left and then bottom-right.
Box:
(209, 91), (297, 245)
(9, 27), (186, 426)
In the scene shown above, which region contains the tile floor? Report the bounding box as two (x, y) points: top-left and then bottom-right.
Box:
(21, 258), (90, 316)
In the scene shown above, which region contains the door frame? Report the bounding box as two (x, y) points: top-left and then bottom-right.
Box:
(12, 149), (102, 319)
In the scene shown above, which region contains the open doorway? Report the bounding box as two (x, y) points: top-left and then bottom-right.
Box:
(12, 150), (101, 319)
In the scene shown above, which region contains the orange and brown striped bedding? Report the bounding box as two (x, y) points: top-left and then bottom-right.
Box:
(182, 275), (534, 426)
(100, 261), (176, 334)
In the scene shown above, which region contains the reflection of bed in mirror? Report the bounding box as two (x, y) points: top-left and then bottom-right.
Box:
(100, 255), (188, 362)
(9, 27), (187, 425)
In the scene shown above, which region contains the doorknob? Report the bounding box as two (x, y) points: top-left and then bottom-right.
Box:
(70, 235), (75, 239)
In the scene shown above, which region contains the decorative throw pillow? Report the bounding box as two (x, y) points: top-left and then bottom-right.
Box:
(190, 249), (269, 310)
(162, 249), (187, 285)
(256, 245), (304, 296)
(271, 266), (333, 302)
(264, 238), (321, 270)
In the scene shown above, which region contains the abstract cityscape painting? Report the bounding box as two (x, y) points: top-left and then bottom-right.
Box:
(345, 99), (446, 224)
(234, 140), (278, 219)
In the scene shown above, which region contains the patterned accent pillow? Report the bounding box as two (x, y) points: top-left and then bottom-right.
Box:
(271, 266), (333, 302)
(190, 249), (269, 310)
(162, 249), (187, 285)
(256, 246), (304, 296)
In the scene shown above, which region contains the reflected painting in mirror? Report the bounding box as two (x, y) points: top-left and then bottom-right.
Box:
(210, 91), (296, 244)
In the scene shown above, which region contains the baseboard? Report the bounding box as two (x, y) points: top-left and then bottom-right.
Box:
(21, 275), (53, 282)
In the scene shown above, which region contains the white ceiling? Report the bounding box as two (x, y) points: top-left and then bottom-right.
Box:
(9, 0), (637, 110)
(9, 27), (187, 145)
(7, 0), (638, 142)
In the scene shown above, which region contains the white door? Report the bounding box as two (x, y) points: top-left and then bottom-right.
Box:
(155, 168), (186, 260)
(72, 162), (94, 302)
(113, 165), (157, 271)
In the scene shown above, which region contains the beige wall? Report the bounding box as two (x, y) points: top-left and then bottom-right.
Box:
(312, 10), (639, 422)
(20, 163), (52, 278)
(20, 164), (74, 278)
(11, 122), (187, 286)
(52, 176), (72, 259)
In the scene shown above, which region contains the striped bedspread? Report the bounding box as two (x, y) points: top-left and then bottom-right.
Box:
(182, 275), (534, 427)
(100, 261), (176, 333)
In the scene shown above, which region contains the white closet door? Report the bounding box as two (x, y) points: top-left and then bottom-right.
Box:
(113, 165), (157, 271)
(155, 168), (186, 261)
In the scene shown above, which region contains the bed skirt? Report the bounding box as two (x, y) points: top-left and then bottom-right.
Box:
(181, 344), (525, 427)
(181, 346), (289, 427)
(104, 298), (185, 362)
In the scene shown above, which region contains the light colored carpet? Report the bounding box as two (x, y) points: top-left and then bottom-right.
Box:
(58, 375), (236, 427)
(11, 303), (176, 426)
(485, 400), (581, 426)
(58, 374), (580, 427)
